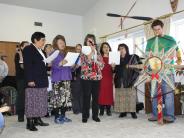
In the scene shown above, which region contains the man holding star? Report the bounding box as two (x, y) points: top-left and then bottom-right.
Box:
(146, 19), (182, 123)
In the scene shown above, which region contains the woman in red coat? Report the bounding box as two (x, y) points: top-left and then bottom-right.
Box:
(98, 42), (114, 116)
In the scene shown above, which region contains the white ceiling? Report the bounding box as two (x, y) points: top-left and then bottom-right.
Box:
(0, 0), (99, 16)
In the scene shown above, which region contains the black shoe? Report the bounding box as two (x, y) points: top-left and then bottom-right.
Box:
(92, 117), (101, 122)
(106, 111), (112, 116)
(34, 117), (49, 126)
(18, 116), (24, 122)
(131, 112), (137, 119)
(148, 117), (157, 122)
(106, 106), (112, 116)
(26, 118), (38, 131)
(33, 118), (39, 126)
(119, 112), (127, 118)
(163, 117), (174, 123)
(99, 110), (104, 116)
(82, 118), (88, 123)
(26, 119), (30, 129)
(99, 106), (104, 116)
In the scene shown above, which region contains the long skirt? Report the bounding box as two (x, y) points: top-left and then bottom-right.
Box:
(25, 88), (48, 118)
(50, 81), (72, 108)
(114, 87), (136, 113)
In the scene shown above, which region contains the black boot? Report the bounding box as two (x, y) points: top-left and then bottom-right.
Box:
(26, 118), (38, 131)
(34, 117), (49, 126)
(26, 118), (30, 129)
(33, 117), (38, 126)
(106, 106), (112, 116)
(119, 112), (127, 118)
(131, 112), (137, 119)
(18, 114), (24, 122)
(82, 118), (88, 123)
(92, 117), (101, 122)
(99, 105), (104, 116)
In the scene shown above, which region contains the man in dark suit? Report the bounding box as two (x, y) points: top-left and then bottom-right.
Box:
(15, 41), (29, 122)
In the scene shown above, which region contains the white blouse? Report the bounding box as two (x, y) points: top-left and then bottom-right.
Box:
(33, 44), (46, 65)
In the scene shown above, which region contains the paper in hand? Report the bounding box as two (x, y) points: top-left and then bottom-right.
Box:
(82, 46), (91, 55)
(109, 51), (120, 65)
(63, 52), (80, 66)
(82, 46), (98, 62)
(44, 50), (60, 63)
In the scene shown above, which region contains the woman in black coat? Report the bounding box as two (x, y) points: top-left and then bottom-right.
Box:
(23, 32), (49, 131)
(114, 43), (142, 119)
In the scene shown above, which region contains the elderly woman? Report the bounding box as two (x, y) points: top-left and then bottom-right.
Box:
(23, 32), (49, 131)
(114, 43), (141, 119)
(50, 35), (73, 124)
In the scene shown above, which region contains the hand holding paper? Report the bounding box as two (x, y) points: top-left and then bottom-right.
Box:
(82, 46), (92, 55)
(62, 52), (80, 66)
(82, 46), (97, 62)
(59, 59), (68, 66)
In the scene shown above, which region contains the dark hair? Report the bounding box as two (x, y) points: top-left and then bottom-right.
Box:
(31, 32), (45, 43)
(44, 44), (52, 52)
(84, 34), (96, 46)
(76, 44), (82, 48)
(151, 19), (164, 28)
(100, 42), (111, 55)
(118, 43), (130, 56)
(118, 43), (130, 64)
(19, 41), (29, 48)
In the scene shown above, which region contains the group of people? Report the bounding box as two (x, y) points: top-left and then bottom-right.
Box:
(11, 19), (182, 132)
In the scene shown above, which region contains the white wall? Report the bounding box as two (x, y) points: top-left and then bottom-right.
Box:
(0, 3), (83, 46)
(83, 0), (184, 41)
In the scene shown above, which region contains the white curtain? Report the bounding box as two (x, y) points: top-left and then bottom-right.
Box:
(144, 17), (171, 40)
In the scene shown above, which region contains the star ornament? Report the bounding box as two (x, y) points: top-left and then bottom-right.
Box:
(128, 36), (184, 98)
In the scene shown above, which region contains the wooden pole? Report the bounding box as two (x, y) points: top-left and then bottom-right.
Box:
(157, 81), (164, 124)
(100, 9), (184, 40)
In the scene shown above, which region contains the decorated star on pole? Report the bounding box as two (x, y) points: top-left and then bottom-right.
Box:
(127, 36), (184, 124)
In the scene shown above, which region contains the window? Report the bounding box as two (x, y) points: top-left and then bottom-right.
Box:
(107, 18), (184, 59)
(171, 18), (184, 60)
(107, 30), (146, 57)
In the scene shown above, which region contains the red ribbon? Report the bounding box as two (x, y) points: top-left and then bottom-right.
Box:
(157, 82), (163, 124)
(151, 73), (159, 80)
